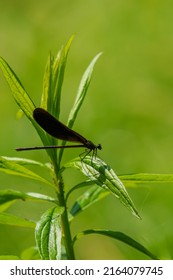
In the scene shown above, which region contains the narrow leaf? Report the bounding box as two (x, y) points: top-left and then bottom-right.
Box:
(69, 172), (173, 217)
(65, 156), (140, 219)
(70, 185), (108, 217)
(0, 189), (26, 205)
(120, 173), (173, 183)
(35, 206), (64, 260)
(53, 34), (74, 117)
(41, 52), (53, 110)
(26, 192), (58, 203)
(59, 52), (102, 162)
(21, 246), (40, 260)
(0, 189), (57, 206)
(73, 230), (158, 260)
(66, 180), (96, 200)
(0, 156), (52, 186)
(0, 201), (15, 213)
(0, 56), (35, 119)
(1, 156), (50, 169)
(0, 212), (35, 228)
(67, 52), (102, 129)
(0, 57), (52, 159)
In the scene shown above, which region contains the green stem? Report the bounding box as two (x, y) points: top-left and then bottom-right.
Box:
(54, 162), (75, 260)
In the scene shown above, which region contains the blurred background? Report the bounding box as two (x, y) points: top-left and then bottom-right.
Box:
(0, 0), (173, 259)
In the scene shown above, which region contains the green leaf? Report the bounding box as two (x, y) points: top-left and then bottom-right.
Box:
(69, 172), (173, 217)
(1, 156), (51, 169)
(0, 190), (55, 223)
(70, 185), (109, 217)
(39, 36), (74, 162)
(21, 246), (41, 260)
(35, 206), (64, 260)
(0, 189), (26, 206)
(26, 192), (58, 203)
(41, 52), (53, 110)
(73, 230), (159, 260)
(120, 173), (173, 184)
(59, 52), (102, 162)
(67, 52), (102, 129)
(0, 56), (35, 120)
(0, 212), (35, 228)
(65, 156), (140, 219)
(0, 189), (58, 207)
(0, 200), (15, 213)
(0, 56), (52, 160)
(52, 35), (74, 117)
(0, 156), (52, 186)
(42, 35), (74, 116)
(66, 180), (96, 200)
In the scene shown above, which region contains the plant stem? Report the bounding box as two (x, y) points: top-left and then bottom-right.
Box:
(54, 162), (75, 260)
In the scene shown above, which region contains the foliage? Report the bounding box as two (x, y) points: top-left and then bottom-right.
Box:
(0, 36), (168, 260)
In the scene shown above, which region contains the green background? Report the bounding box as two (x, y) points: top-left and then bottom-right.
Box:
(0, 0), (173, 259)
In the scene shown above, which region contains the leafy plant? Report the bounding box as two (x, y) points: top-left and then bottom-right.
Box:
(0, 35), (166, 260)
